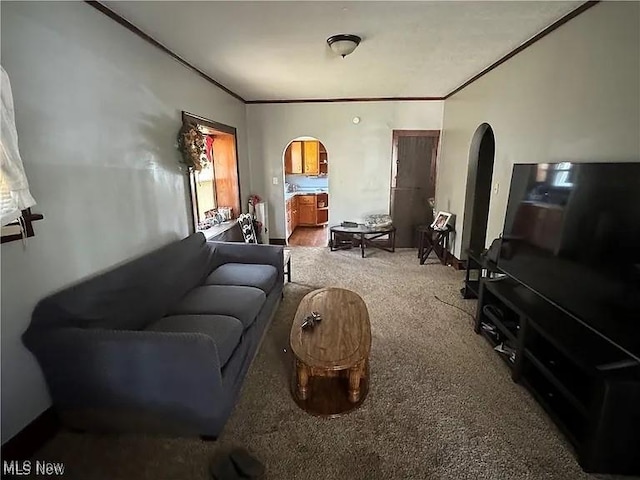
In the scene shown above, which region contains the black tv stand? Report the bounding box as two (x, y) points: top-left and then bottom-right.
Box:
(461, 249), (501, 299)
(475, 276), (640, 475)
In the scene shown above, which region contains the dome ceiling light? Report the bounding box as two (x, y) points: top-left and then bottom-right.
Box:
(327, 34), (362, 58)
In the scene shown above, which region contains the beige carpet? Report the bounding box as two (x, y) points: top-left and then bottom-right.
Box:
(31, 247), (629, 480)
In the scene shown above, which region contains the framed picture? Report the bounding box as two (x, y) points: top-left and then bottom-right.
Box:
(430, 211), (452, 231)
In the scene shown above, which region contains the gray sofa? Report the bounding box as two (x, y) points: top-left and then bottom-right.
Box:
(22, 232), (284, 437)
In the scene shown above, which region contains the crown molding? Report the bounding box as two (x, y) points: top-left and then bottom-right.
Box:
(87, 0), (599, 105)
(85, 1), (246, 103)
(246, 97), (444, 105)
(444, 1), (600, 99)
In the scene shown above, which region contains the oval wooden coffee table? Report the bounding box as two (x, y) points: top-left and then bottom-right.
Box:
(290, 287), (371, 416)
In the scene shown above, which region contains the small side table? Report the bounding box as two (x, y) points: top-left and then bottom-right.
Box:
(417, 225), (452, 265)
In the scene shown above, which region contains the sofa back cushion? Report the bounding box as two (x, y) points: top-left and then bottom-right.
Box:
(28, 233), (216, 332)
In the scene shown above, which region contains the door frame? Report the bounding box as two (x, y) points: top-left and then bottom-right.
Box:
(281, 137), (330, 246)
(390, 129), (440, 199)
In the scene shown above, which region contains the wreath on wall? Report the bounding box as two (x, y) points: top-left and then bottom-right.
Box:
(177, 123), (209, 171)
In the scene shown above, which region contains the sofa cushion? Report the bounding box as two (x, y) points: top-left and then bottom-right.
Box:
(145, 314), (243, 367)
(170, 285), (265, 329)
(204, 263), (277, 293)
(26, 232), (217, 333)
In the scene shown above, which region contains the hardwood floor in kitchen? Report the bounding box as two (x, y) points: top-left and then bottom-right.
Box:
(288, 226), (329, 247)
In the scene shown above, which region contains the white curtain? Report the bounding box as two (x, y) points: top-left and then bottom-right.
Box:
(1, 65), (36, 226)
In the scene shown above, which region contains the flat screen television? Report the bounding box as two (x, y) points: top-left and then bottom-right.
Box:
(499, 162), (640, 359)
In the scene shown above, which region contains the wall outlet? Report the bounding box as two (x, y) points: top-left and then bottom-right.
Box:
(272, 177), (279, 185)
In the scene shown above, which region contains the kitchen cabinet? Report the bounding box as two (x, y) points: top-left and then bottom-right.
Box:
(285, 141), (324, 176)
(319, 144), (328, 176)
(285, 142), (303, 175)
(287, 193), (329, 238)
(285, 198), (292, 238)
(303, 141), (320, 175)
(316, 193), (329, 225)
(292, 196), (299, 230)
(286, 196), (301, 239)
(298, 195), (317, 226)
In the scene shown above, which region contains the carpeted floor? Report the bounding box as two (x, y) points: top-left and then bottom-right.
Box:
(31, 247), (630, 480)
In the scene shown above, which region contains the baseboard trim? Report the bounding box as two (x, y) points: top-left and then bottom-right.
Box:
(449, 255), (466, 270)
(1, 408), (59, 461)
(431, 244), (465, 270)
(269, 238), (286, 245)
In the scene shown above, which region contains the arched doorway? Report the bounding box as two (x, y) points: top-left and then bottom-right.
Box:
(282, 137), (329, 246)
(461, 124), (495, 256)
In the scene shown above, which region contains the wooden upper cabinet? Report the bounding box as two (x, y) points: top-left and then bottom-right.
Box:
(285, 142), (303, 174)
(284, 147), (292, 175)
(319, 143), (328, 176)
(285, 141), (322, 175)
(303, 141), (319, 175)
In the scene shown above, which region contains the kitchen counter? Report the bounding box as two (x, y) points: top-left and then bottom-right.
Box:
(285, 189), (328, 200)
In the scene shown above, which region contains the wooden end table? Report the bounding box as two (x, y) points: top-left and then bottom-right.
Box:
(289, 288), (371, 416)
(417, 224), (452, 265)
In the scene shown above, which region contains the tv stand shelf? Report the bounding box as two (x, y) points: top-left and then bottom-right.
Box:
(475, 277), (640, 475)
(461, 249), (501, 299)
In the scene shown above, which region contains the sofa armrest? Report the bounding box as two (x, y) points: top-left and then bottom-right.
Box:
(208, 241), (284, 282)
(25, 328), (225, 422)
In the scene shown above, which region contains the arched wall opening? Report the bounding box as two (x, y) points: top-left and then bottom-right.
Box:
(281, 137), (329, 246)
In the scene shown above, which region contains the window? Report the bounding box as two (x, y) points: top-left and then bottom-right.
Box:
(1, 66), (42, 244)
(182, 112), (241, 233)
(194, 162), (217, 223)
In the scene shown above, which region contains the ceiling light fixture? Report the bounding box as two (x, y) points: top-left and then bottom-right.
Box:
(327, 34), (361, 58)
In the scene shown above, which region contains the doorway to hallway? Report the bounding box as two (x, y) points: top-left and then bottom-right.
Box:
(461, 124), (495, 256)
(389, 130), (440, 248)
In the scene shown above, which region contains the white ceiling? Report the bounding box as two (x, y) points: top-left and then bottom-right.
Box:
(103, 1), (582, 101)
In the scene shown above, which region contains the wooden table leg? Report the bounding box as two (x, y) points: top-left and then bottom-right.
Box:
(360, 234), (365, 258)
(296, 361), (309, 400)
(348, 363), (363, 403)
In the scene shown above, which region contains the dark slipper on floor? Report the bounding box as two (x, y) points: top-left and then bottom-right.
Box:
(229, 448), (265, 479)
(210, 454), (243, 480)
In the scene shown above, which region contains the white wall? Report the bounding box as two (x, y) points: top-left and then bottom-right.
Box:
(437, 1), (640, 258)
(0, 2), (248, 442)
(247, 102), (444, 239)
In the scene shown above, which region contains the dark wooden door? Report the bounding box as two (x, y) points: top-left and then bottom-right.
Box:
(390, 131), (439, 248)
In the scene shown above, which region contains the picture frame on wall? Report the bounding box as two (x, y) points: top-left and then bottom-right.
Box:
(430, 211), (452, 231)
